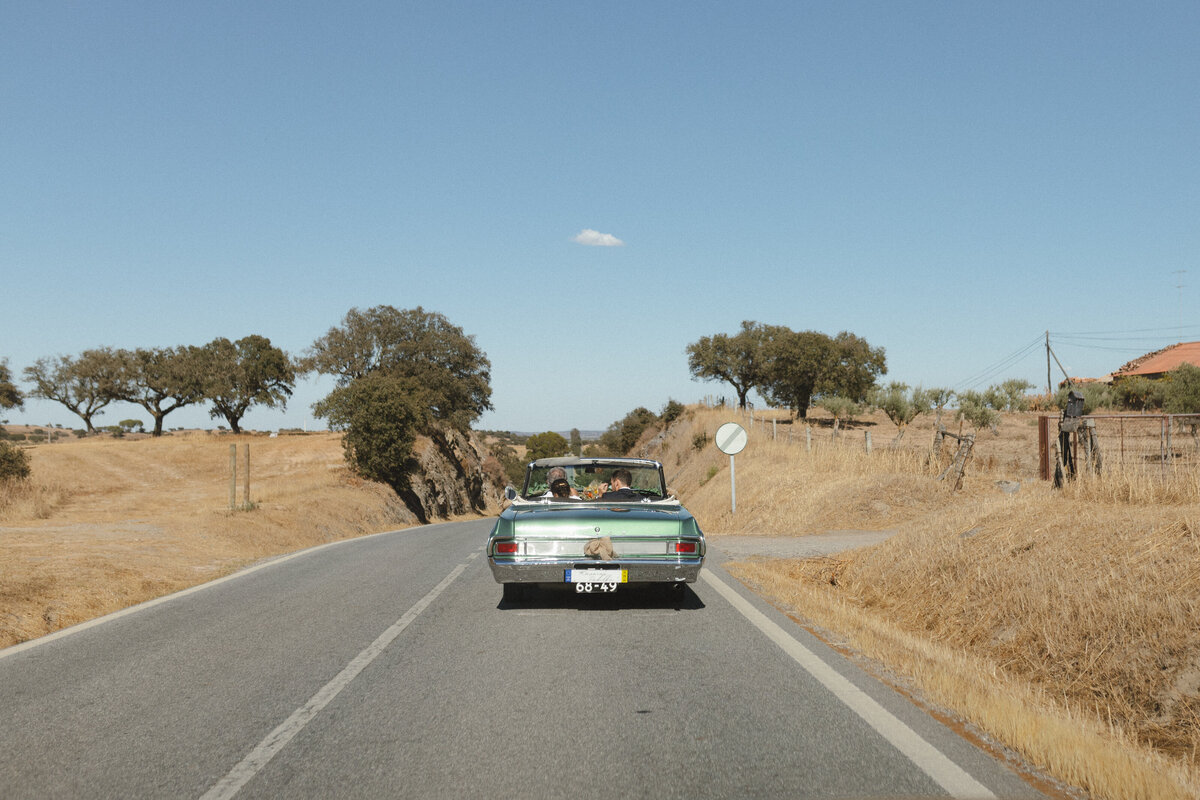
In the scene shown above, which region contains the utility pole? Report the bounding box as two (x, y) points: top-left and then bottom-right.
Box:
(1173, 270), (1187, 343)
(1046, 330), (1052, 396)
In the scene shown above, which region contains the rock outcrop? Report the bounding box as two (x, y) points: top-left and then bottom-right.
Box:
(396, 428), (504, 524)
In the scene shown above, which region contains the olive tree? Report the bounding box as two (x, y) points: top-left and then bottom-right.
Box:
(873, 382), (932, 443)
(817, 395), (862, 435)
(956, 390), (1001, 433)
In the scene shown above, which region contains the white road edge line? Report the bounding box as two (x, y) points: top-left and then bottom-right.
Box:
(200, 556), (475, 800)
(700, 570), (996, 800)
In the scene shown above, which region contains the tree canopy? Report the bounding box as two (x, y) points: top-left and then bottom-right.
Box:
(0, 359), (22, 413)
(306, 305), (491, 430)
(592, 407), (660, 456)
(203, 335), (296, 434)
(1163, 363), (1200, 414)
(23, 349), (120, 433)
(688, 322), (886, 418)
(313, 372), (426, 491)
(308, 306), (492, 498)
(525, 431), (569, 460)
(757, 327), (837, 418)
(873, 382), (932, 442)
(109, 346), (209, 436)
(685, 321), (769, 409)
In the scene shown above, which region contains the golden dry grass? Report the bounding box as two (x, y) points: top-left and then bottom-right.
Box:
(0, 432), (422, 649)
(651, 405), (1200, 799)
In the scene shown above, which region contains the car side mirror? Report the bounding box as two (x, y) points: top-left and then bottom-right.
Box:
(504, 486), (519, 501)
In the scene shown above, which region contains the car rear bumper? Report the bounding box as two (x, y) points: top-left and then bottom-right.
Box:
(489, 558), (704, 584)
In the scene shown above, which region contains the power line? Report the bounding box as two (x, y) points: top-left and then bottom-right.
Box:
(954, 334), (1044, 392)
(1050, 325), (1200, 339)
(1048, 342), (1152, 353)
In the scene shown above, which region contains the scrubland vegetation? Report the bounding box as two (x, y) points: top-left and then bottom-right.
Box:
(650, 404), (1200, 800)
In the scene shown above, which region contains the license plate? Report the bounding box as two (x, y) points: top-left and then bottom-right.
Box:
(565, 568), (627, 584)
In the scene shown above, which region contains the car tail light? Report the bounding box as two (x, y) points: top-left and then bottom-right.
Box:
(495, 542), (519, 554)
(673, 541), (698, 554)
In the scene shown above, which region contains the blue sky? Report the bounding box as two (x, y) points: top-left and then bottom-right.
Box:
(3, 2), (1198, 433)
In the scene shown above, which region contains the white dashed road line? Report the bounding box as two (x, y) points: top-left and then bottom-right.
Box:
(200, 553), (477, 800)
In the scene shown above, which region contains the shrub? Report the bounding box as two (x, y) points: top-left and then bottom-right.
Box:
(525, 431), (569, 460)
(1162, 363), (1200, 414)
(1112, 377), (1164, 411)
(956, 391), (1000, 432)
(1054, 384), (1115, 415)
(313, 372), (426, 491)
(660, 399), (685, 425)
(0, 440), (31, 482)
(817, 395), (861, 426)
(873, 383), (931, 439)
(487, 441), (525, 487)
(596, 407), (659, 455)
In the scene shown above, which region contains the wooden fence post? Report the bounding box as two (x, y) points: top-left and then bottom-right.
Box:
(228, 444), (236, 510)
(865, 430), (872, 454)
(243, 444), (251, 510)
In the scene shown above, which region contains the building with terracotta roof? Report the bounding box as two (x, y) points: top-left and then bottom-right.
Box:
(1112, 341), (1200, 379)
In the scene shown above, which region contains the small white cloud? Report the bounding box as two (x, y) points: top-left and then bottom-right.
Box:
(572, 228), (625, 247)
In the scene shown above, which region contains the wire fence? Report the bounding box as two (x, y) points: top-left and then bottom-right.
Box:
(701, 399), (1200, 480)
(1053, 414), (1200, 472)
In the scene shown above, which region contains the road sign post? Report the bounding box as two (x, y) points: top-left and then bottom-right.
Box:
(715, 422), (748, 515)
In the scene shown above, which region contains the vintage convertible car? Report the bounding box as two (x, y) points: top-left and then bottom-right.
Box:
(487, 457), (706, 601)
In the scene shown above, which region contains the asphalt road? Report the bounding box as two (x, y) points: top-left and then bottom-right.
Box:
(0, 519), (1045, 799)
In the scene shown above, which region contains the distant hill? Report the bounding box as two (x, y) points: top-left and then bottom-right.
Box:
(508, 430), (603, 441)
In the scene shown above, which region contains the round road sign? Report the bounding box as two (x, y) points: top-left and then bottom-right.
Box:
(715, 422), (747, 455)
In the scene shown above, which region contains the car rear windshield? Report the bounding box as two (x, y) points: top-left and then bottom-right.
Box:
(524, 464), (665, 501)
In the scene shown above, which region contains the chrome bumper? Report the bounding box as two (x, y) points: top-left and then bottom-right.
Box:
(489, 558), (704, 584)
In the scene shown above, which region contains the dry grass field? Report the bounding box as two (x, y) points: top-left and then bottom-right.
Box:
(0, 432), (420, 648)
(650, 405), (1200, 800)
(4, 406), (1199, 798)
